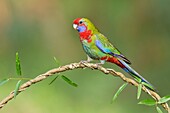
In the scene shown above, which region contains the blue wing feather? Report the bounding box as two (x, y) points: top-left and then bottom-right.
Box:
(95, 40), (111, 53)
(95, 39), (131, 64)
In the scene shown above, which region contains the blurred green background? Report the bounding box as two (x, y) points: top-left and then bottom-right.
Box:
(0, 0), (170, 113)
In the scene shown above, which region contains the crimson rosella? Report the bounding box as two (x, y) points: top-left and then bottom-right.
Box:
(73, 18), (155, 91)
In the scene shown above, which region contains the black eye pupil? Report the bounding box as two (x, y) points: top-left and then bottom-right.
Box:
(79, 21), (83, 24)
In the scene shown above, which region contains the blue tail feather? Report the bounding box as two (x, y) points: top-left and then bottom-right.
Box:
(119, 60), (155, 91)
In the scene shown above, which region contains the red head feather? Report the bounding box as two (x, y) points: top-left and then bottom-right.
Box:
(73, 18), (82, 24)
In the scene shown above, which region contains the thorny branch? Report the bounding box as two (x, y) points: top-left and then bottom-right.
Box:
(0, 62), (169, 112)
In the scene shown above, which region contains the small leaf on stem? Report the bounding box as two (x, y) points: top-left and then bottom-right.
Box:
(158, 95), (170, 104)
(156, 106), (163, 113)
(14, 80), (22, 98)
(49, 75), (59, 85)
(138, 99), (156, 106)
(137, 83), (142, 99)
(0, 79), (9, 86)
(16, 52), (22, 76)
(112, 83), (128, 103)
(54, 57), (60, 67)
(142, 82), (155, 91)
(61, 75), (78, 87)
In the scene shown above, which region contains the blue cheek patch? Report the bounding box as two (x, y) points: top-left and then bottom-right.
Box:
(77, 26), (86, 32)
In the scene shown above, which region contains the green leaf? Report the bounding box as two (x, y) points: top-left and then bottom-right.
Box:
(14, 80), (22, 98)
(134, 77), (142, 83)
(112, 83), (128, 103)
(61, 75), (78, 87)
(0, 79), (9, 86)
(138, 99), (156, 106)
(141, 82), (154, 91)
(49, 75), (59, 85)
(156, 106), (163, 113)
(137, 83), (142, 99)
(158, 95), (170, 104)
(16, 52), (22, 76)
(54, 57), (60, 67)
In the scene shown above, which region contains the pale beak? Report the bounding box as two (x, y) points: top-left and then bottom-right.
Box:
(73, 24), (78, 30)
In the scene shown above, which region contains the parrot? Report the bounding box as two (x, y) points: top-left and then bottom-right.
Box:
(73, 17), (155, 91)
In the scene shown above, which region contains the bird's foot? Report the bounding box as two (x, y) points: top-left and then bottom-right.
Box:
(80, 60), (92, 69)
(80, 56), (93, 64)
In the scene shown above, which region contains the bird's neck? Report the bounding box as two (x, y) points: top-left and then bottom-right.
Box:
(79, 30), (93, 43)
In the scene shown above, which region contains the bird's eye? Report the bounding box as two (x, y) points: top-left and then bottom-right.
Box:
(79, 21), (83, 24)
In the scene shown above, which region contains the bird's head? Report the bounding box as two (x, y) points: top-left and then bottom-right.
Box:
(73, 18), (98, 33)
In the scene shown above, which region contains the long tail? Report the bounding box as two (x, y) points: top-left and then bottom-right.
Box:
(104, 56), (155, 90)
(118, 60), (155, 91)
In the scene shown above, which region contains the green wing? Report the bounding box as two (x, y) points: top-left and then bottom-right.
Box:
(95, 33), (131, 64)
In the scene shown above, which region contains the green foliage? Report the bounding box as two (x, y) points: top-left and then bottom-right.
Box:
(61, 75), (78, 87)
(138, 99), (156, 106)
(134, 77), (141, 83)
(16, 52), (22, 76)
(54, 57), (60, 67)
(158, 95), (170, 104)
(112, 83), (128, 103)
(1, 52), (170, 113)
(14, 80), (22, 98)
(0, 52), (23, 87)
(14, 52), (23, 98)
(142, 82), (154, 91)
(134, 77), (154, 91)
(156, 106), (163, 113)
(137, 83), (142, 99)
(0, 52), (26, 98)
(0, 79), (10, 86)
(49, 75), (59, 85)
(138, 95), (170, 113)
